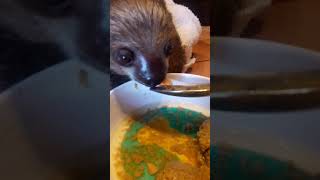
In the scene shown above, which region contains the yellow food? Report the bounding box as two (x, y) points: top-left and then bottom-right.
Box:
(156, 119), (211, 180)
(136, 117), (202, 166)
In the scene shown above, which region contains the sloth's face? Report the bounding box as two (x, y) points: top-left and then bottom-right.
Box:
(110, 38), (176, 87)
(110, 0), (181, 87)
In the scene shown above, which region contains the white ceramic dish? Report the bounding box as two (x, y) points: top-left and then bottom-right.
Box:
(214, 37), (320, 175)
(110, 73), (210, 179)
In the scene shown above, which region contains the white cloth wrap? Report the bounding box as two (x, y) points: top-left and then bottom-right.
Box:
(165, 0), (202, 72)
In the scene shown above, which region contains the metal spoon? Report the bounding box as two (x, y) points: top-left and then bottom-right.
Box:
(150, 84), (211, 97)
(151, 70), (320, 112)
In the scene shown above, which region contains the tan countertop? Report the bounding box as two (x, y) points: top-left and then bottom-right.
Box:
(189, 26), (210, 78)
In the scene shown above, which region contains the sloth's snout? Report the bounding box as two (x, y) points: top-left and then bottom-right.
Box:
(138, 71), (166, 87)
(134, 55), (167, 87)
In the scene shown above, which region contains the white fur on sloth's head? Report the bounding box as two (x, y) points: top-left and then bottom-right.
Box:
(164, 0), (202, 72)
(164, 0), (202, 47)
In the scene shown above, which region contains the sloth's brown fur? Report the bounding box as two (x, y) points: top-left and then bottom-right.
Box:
(110, 0), (186, 81)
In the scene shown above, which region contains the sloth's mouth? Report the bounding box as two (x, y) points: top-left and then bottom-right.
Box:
(135, 79), (157, 88)
(133, 76), (165, 88)
(133, 73), (166, 88)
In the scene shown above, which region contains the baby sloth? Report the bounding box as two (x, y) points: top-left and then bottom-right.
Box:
(110, 0), (186, 87)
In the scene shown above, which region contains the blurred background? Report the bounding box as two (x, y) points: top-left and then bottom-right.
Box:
(175, 0), (211, 26)
(212, 1), (320, 179)
(213, 0), (320, 52)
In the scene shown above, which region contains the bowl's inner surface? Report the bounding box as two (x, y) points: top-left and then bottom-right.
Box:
(110, 73), (210, 180)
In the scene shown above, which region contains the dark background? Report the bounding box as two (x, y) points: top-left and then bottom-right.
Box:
(175, 0), (212, 27)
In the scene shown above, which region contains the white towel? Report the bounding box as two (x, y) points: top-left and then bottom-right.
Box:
(165, 0), (202, 72)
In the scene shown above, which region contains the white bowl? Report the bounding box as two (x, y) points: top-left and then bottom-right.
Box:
(110, 73), (210, 179)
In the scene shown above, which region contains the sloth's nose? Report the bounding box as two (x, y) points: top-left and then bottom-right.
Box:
(135, 56), (167, 87)
(142, 73), (166, 87)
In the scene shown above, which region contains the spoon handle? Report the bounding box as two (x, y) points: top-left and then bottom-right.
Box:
(150, 84), (211, 97)
(151, 71), (320, 112)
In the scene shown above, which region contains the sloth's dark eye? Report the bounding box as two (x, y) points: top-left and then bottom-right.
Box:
(164, 42), (173, 56)
(116, 48), (135, 66)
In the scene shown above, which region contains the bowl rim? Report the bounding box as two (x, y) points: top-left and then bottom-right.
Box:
(110, 73), (211, 95)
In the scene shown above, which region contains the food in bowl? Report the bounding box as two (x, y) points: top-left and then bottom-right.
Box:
(112, 106), (210, 180)
(156, 119), (210, 180)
